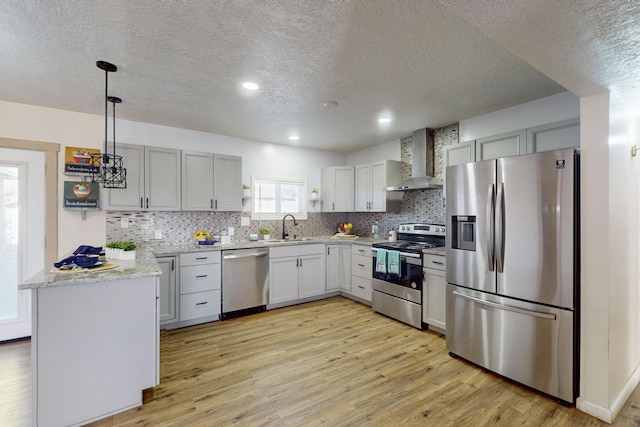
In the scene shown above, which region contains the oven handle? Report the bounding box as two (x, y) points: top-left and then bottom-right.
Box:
(371, 248), (421, 259)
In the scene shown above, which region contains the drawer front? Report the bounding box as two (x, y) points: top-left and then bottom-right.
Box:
(352, 276), (372, 302)
(423, 254), (446, 271)
(180, 290), (221, 321)
(180, 264), (220, 294)
(351, 254), (372, 279)
(351, 244), (370, 257)
(180, 251), (221, 266)
(269, 244), (324, 259)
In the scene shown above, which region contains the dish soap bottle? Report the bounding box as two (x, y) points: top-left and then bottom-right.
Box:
(372, 221), (380, 239)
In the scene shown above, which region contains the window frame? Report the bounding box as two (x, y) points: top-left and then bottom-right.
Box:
(250, 175), (308, 220)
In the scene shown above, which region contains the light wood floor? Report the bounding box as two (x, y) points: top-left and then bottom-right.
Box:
(4, 297), (640, 426)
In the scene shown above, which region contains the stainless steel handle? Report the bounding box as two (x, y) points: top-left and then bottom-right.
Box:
(371, 248), (421, 259)
(496, 182), (505, 273)
(195, 301), (208, 306)
(140, 197), (143, 209)
(358, 263), (365, 267)
(146, 197), (149, 209)
(296, 258), (299, 267)
(487, 184), (495, 272)
(195, 275), (208, 279)
(210, 199), (213, 209)
(358, 285), (365, 290)
(430, 260), (444, 265)
(453, 291), (556, 320)
(299, 258), (302, 267)
(332, 202), (335, 210)
(195, 257), (208, 260)
(358, 249), (365, 253)
(171, 259), (174, 270)
(223, 252), (268, 260)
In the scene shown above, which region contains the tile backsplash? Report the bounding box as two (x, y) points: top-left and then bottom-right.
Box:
(106, 124), (460, 245)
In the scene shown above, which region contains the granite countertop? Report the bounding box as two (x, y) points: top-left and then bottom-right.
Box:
(151, 235), (382, 255)
(20, 250), (162, 290)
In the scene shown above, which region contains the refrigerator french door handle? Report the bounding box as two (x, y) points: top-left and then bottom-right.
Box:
(496, 182), (505, 273)
(452, 291), (556, 320)
(487, 184), (495, 272)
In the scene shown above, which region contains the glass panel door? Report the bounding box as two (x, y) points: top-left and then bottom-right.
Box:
(0, 148), (44, 342)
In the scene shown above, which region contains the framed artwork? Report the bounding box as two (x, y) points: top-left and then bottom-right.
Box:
(64, 146), (100, 174)
(63, 181), (100, 210)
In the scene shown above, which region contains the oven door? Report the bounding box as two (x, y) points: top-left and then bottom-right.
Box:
(371, 250), (423, 292)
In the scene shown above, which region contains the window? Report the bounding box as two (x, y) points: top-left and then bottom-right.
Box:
(251, 176), (307, 220)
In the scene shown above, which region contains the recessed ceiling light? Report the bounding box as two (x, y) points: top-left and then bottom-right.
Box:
(378, 117), (392, 124)
(323, 101), (339, 108)
(242, 82), (259, 90)
(288, 135), (299, 141)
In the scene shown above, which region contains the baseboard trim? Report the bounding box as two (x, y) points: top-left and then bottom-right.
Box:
(577, 361), (640, 424)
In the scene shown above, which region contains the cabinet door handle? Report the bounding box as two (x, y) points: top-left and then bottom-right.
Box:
(215, 199), (218, 210)
(195, 257), (208, 260)
(296, 258), (299, 267)
(195, 274), (208, 279)
(358, 263), (365, 267)
(140, 197), (143, 209)
(358, 285), (365, 290)
(171, 259), (174, 270)
(210, 199), (213, 209)
(299, 258), (303, 267)
(332, 202), (335, 210)
(358, 249), (365, 254)
(146, 197), (149, 209)
(431, 261), (444, 265)
(195, 301), (208, 306)
(327, 247), (330, 255)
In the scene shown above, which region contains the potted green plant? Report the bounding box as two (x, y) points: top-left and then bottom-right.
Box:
(311, 188), (319, 200)
(105, 241), (137, 260)
(259, 226), (271, 240)
(242, 184), (251, 198)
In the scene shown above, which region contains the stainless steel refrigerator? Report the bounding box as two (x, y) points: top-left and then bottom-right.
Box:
(445, 148), (579, 404)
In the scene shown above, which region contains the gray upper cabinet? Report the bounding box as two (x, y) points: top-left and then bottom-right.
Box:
(355, 160), (402, 212)
(181, 151), (214, 211)
(181, 152), (242, 211)
(213, 154), (242, 211)
(526, 118), (580, 153)
(475, 130), (527, 161)
(103, 144), (145, 210)
(321, 166), (354, 212)
(103, 144), (181, 211)
(145, 146), (181, 211)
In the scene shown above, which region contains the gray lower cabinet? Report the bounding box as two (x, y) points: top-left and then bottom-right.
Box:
(158, 251), (221, 329)
(326, 244), (351, 291)
(157, 256), (178, 326)
(269, 244), (326, 305)
(422, 253), (446, 332)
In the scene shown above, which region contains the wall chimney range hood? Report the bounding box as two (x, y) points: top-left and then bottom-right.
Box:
(386, 128), (443, 191)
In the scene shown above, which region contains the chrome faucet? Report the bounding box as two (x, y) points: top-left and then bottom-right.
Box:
(282, 214), (298, 240)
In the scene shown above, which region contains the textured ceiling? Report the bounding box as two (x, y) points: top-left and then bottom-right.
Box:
(0, 1), (633, 153)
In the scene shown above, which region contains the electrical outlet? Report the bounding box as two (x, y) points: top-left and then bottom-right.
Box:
(228, 227), (234, 236)
(154, 229), (162, 239)
(120, 217), (129, 228)
(241, 216), (250, 226)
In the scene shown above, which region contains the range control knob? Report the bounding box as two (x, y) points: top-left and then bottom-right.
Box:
(411, 281), (417, 289)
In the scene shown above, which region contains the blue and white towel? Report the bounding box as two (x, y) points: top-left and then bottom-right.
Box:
(387, 250), (401, 276)
(375, 249), (387, 273)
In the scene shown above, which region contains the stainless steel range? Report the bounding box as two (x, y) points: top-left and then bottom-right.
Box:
(371, 223), (445, 329)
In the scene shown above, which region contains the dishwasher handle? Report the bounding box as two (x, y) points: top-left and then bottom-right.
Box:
(223, 251), (268, 260)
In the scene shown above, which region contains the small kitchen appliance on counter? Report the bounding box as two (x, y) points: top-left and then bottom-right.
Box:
(371, 223), (445, 329)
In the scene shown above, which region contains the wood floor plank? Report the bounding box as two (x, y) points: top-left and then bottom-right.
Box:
(6, 296), (640, 425)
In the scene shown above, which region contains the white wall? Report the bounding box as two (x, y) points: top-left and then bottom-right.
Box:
(459, 91), (580, 142)
(345, 139), (401, 165)
(0, 101), (345, 256)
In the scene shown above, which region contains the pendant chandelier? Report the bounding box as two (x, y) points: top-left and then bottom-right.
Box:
(90, 60), (127, 189)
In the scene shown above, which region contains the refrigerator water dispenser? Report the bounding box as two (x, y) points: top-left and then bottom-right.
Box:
(452, 216), (476, 251)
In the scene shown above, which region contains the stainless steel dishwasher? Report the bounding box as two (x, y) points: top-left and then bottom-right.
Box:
(221, 247), (269, 319)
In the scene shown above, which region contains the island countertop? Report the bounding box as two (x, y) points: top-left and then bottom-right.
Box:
(19, 250), (162, 290)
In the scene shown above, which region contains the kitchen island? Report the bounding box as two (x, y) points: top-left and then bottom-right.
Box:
(19, 251), (162, 427)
